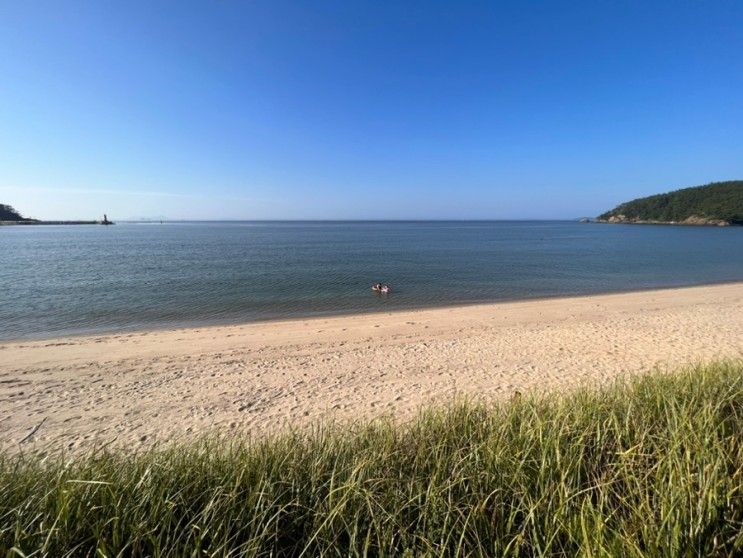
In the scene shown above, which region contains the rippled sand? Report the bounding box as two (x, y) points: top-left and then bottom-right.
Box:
(2, 283), (742, 454)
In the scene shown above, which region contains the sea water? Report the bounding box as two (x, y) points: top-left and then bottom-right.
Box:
(1, 221), (742, 340)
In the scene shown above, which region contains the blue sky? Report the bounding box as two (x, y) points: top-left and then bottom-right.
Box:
(1, 1), (741, 220)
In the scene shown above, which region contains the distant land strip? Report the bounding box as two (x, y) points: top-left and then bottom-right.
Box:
(0, 203), (114, 225)
(0, 220), (107, 226)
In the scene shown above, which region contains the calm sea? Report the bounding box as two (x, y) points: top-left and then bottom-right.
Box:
(1, 221), (742, 340)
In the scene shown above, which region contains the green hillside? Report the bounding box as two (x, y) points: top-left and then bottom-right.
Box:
(0, 203), (33, 221)
(598, 180), (743, 225)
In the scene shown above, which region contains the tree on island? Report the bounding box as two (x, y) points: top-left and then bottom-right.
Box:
(0, 204), (34, 221)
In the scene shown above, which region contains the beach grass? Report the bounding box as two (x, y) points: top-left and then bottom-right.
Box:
(2, 361), (743, 557)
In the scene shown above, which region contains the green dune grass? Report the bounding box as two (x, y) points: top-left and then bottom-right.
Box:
(2, 361), (743, 556)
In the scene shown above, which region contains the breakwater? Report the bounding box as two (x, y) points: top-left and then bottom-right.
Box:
(0, 220), (111, 226)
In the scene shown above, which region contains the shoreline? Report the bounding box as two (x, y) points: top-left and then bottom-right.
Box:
(0, 220), (112, 226)
(592, 219), (737, 227)
(4, 278), (743, 343)
(2, 282), (742, 454)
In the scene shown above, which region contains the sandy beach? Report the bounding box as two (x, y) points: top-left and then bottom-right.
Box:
(2, 282), (742, 454)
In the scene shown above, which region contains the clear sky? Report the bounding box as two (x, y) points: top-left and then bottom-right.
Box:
(1, 1), (741, 220)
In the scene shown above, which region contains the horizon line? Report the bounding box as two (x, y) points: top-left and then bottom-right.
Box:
(116, 218), (589, 223)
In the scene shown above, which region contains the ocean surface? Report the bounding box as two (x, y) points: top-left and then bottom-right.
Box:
(2, 221), (743, 340)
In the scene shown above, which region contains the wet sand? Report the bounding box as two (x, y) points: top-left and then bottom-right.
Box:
(2, 282), (742, 454)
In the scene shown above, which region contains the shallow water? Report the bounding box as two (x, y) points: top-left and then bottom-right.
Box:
(1, 221), (742, 340)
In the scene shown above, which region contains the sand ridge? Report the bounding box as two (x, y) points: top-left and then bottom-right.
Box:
(2, 283), (742, 454)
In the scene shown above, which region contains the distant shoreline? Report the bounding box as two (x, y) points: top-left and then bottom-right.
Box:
(0, 220), (113, 226)
(590, 218), (735, 227)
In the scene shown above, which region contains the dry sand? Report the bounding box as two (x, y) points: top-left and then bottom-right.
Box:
(2, 283), (742, 454)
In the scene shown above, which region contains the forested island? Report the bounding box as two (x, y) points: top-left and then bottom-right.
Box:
(597, 180), (743, 226)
